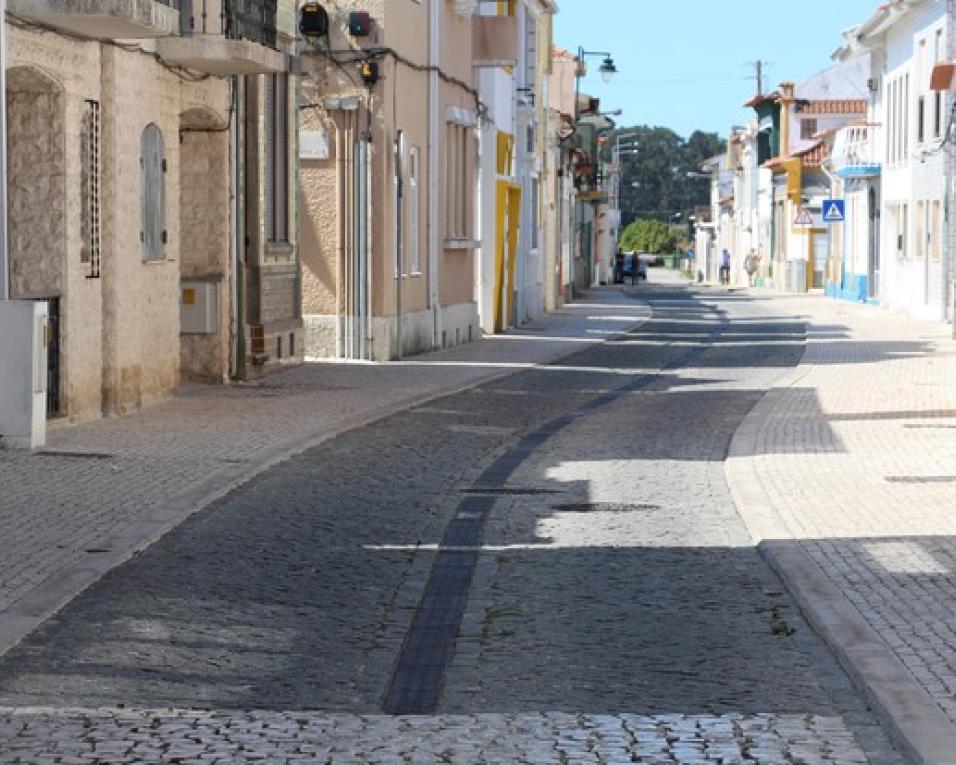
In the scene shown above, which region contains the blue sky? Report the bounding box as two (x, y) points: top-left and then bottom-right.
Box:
(554, 0), (880, 139)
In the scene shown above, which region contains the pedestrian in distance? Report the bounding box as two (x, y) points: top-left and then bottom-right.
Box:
(744, 249), (758, 287)
(614, 248), (625, 284)
(719, 248), (731, 285)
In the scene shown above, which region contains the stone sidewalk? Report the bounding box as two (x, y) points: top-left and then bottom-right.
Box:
(0, 290), (651, 660)
(725, 289), (956, 764)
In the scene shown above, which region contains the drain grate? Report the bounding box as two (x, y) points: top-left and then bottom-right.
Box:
(552, 502), (661, 513)
(885, 475), (956, 484)
(462, 487), (564, 496)
(36, 451), (114, 460)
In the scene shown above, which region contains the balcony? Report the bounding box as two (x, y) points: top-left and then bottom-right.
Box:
(8, 0), (180, 39)
(831, 124), (881, 178)
(158, 0), (285, 75)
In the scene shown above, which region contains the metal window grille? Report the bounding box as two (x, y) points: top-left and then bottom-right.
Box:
(82, 99), (101, 278)
(224, 0), (278, 48)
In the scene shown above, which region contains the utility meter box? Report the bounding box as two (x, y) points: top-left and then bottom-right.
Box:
(0, 300), (48, 450)
(181, 279), (219, 335)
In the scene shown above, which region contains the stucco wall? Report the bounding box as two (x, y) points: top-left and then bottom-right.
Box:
(8, 24), (230, 420)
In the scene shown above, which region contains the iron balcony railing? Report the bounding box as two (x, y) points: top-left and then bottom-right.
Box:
(177, 0), (277, 48)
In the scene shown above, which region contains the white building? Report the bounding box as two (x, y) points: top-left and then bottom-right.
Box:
(475, 0), (555, 334)
(845, 0), (953, 321)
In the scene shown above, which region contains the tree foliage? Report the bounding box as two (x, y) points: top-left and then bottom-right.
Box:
(620, 219), (676, 254)
(606, 126), (726, 227)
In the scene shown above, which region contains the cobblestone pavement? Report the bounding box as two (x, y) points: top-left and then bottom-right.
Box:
(0, 709), (876, 763)
(725, 290), (956, 733)
(0, 277), (902, 763)
(0, 292), (643, 654)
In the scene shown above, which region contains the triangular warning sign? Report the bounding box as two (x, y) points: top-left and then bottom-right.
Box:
(823, 202), (844, 222)
(793, 207), (814, 226)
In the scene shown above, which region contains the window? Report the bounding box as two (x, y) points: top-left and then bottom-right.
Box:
(931, 200), (941, 260)
(918, 96), (926, 143)
(893, 202), (909, 259)
(81, 99), (100, 278)
(904, 73), (910, 157)
(265, 73), (290, 244)
(445, 123), (472, 239)
(530, 178), (539, 250)
(935, 91), (943, 138)
(140, 123), (166, 262)
(800, 118), (817, 140)
(409, 147), (421, 274)
(916, 200), (925, 259)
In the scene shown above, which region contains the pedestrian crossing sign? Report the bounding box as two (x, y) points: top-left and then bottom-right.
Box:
(822, 199), (846, 224)
(793, 207), (814, 226)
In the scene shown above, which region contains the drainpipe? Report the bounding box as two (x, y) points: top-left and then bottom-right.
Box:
(394, 130), (404, 360)
(0, 0), (8, 302)
(427, 0), (441, 348)
(232, 75), (245, 379)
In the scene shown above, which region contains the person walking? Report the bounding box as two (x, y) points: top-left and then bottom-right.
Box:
(719, 249), (731, 285)
(744, 250), (758, 287)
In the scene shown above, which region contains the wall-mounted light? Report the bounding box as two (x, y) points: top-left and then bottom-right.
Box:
(299, 2), (329, 38)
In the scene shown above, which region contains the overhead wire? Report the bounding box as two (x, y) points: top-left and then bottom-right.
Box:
(6, 12), (212, 82)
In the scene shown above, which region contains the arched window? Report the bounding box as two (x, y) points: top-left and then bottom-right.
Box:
(140, 123), (166, 262)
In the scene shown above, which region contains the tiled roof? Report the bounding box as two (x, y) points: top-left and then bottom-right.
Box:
(743, 92), (779, 108)
(793, 140), (830, 168)
(553, 46), (576, 62)
(795, 99), (867, 115)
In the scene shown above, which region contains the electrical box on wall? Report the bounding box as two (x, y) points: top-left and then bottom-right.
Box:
(349, 11), (371, 36)
(181, 280), (219, 335)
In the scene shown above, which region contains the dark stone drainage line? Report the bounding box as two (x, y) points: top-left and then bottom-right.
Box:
(382, 304), (731, 715)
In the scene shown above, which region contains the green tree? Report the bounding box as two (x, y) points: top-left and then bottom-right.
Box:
(619, 219), (676, 254)
(606, 126), (726, 226)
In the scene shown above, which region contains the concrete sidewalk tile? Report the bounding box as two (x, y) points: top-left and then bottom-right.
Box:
(726, 291), (956, 764)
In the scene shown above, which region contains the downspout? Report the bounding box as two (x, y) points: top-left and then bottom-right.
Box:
(364, 107), (372, 360)
(427, 0), (440, 348)
(232, 75), (246, 379)
(395, 130), (404, 360)
(0, 0), (8, 302)
(334, 113), (345, 358)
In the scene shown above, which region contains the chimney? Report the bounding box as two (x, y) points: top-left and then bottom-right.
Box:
(778, 81), (796, 157)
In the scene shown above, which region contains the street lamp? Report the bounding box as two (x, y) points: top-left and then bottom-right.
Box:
(574, 47), (618, 122)
(599, 56), (617, 83)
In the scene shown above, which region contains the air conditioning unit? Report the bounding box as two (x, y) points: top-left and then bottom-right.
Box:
(181, 279), (219, 335)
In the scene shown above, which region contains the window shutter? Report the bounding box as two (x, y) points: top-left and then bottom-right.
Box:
(264, 74), (277, 242)
(140, 124), (166, 262)
(276, 74), (289, 243)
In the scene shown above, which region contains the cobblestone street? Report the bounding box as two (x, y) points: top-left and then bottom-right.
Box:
(0, 275), (908, 763)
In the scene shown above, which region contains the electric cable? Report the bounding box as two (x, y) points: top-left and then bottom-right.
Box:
(7, 12), (212, 83)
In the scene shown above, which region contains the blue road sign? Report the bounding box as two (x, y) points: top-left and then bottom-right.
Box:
(822, 199), (846, 224)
